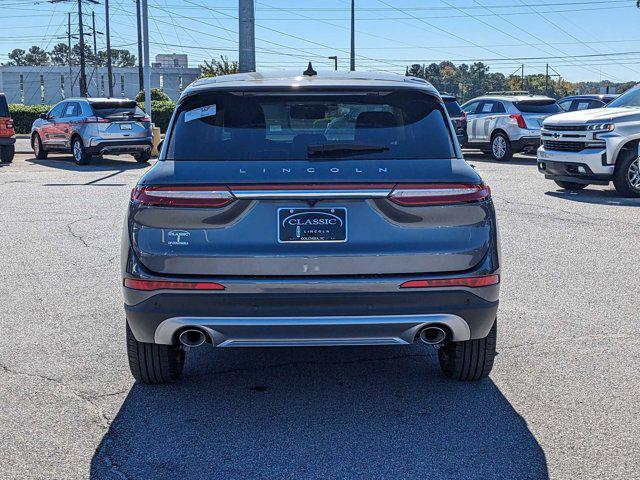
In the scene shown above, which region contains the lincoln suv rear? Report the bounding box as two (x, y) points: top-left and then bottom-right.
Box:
(121, 70), (501, 384)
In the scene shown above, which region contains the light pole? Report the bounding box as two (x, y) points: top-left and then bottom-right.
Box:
(350, 0), (355, 71)
(328, 56), (338, 71)
(142, 0), (151, 121)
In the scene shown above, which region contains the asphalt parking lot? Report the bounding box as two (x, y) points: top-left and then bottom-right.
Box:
(1, 150), (639, 480)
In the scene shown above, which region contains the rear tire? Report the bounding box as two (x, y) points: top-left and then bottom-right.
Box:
(554, 180), (588, 191)
(438, 320), (497, 381)
(613, 153), (640, 198)
(32, 133), (48, 159)
(71, 136), (91, 165)
(134, 150), (151, 163)
(0, 144), (14, 163)
(490, 133), (513, 162)
(126, 322), (184, 384)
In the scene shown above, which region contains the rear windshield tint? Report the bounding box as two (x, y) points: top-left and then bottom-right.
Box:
(443, 99), (462, 117)
(0, 95), (8, 117)
(90, 100), (144, 119)
(167, 90), (455, 161)
(513, 100), (561, 114)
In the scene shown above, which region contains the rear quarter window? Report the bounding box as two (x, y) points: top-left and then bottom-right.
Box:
(443, 99), (462, 117)
(513, 100), (561, 114)
(0, 95), (9, 117)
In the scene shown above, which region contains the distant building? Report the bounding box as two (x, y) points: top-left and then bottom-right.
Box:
(0, 65), (200, 105)
(154, 54), (189, 68)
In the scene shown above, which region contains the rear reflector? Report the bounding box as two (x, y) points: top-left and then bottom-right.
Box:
(124, 278), (225, 291)
(400, 274), (499, 289)
(131, 185), (235, 207)
(389, 184), (490, 206)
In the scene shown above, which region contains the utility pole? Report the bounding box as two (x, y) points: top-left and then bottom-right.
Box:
(68, 12), (73, 97)
(545, 64), (549, 96)
(135, 0), (144, 91)
(78, 0), (87, 96)
(350, 0), (355, 71)
(521, 64), (525, 91)
(92, 11), (98, 95)
(142, 0), (151, 121)
(239, 0), (256, 72)
(49, 0), (99, 97)
(105, 0), (113, 97)
(328, 56), (338, 71)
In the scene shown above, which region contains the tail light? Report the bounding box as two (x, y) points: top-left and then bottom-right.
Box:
(82, 116), (110, 124)
(389, 184), (491, 206)
(510, 114), (527, 129)
(141, 115), (151, 122)
(131, 185), (235, 207)
(124, 278), (225, 291)
(400, 274), (499, 289)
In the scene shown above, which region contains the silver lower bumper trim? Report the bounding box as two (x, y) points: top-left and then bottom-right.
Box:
(153, 314), (471, 347)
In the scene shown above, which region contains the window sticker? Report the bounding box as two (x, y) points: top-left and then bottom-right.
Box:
(482, 103), (493, 113)
(66, 105), (75, 115)
(185, 104), (217, 123)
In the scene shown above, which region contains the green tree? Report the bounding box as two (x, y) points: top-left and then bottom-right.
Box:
(7, 48), (26, 66)
(50, 43), (70, 66)
(24, 46), (49, 65)
(201, 55), (239, 77)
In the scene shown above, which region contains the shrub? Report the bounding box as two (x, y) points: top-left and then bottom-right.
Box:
(138, 100), (176, 133)
(8, 104), (51, 134)
(135, 88), (170, 103)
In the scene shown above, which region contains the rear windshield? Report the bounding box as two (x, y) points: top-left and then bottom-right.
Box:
(166, 91), (455, 161)
(0, 95), (8, 117)
(443, 98), (462, 117)
(90, 100), (145, 119)
(514, 100), (561, 114)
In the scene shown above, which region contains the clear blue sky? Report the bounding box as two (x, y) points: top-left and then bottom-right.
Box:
(1, 0), (639, 83)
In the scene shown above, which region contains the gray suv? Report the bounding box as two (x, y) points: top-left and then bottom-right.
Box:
(462, 94), (561, 161)
(31, 98), (153, 165)
(121, 70), (501, 384)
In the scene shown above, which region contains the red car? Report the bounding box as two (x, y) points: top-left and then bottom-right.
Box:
(0, 93), (15, 163)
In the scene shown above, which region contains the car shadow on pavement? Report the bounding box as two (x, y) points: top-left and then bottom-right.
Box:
(26, 156), (151, 173)
(546, 189), (640, 207)
(90, 346), (548, 479)
(462, 152), (537, 166)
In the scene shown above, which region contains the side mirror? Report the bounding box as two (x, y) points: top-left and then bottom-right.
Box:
(39, 113), (48, 120)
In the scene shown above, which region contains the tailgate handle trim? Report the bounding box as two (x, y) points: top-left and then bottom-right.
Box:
(231, 188), (392, 199)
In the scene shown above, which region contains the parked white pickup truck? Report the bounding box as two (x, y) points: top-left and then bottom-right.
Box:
(537, 85), (640, 197)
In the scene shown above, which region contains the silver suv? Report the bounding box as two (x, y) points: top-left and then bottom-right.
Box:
(462, 94), (561, 161)
(31, 98), (153, 165)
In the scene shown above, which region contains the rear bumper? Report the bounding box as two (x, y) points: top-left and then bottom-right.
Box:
(0, 136), (16, 146)
(511, 136), (540, 153)
(86, 138), (153, 155)
(124, 287), (499, 346)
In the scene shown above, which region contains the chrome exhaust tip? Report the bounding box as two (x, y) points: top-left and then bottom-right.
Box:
(419, 326), (447, 345)
(178, 329), (207, 348)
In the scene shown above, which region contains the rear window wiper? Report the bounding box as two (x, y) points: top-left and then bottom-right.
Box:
(307, 143), (390, 159)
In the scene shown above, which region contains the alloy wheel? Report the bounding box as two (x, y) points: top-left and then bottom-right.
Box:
(492, 136), (506, 159)
(33, 138), (39, 156)
(73, 141), (82, 163)
(627, 157), (640, 191)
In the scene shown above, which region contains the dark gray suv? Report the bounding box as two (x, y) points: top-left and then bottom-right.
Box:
(121, 70), (501, 384)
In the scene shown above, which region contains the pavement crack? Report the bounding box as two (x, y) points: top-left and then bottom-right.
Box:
(65, 216), (110, 254)
(0, 362), (111, 430)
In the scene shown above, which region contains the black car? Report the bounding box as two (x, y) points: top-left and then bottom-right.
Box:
(557, 94), (618, 112)
(442, 94), (467, 146)
(121, 70), (501, 384)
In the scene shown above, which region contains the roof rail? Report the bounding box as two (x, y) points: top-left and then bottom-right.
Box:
(486, 90), (530, 96)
